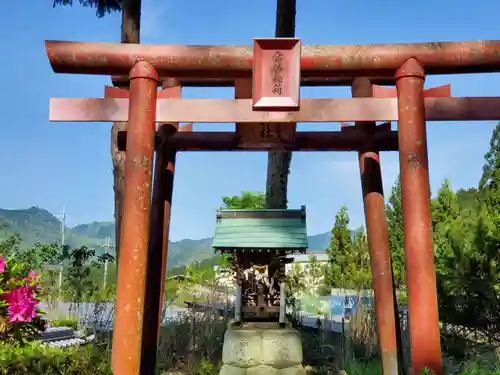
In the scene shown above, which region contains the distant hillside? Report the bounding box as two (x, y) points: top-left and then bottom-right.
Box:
(0, 207), (333, 268)
(0, 207), (95, 249)
(307, 232), (331, 251)
(72, 221), (115, 240)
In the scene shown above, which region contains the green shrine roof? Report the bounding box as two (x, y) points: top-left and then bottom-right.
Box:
(212, 206), (308, 250)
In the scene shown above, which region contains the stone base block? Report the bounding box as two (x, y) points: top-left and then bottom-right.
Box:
(220, 322), (305, 375)
(219, 364), (306, 375)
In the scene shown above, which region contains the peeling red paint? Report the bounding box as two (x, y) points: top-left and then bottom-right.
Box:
(395, 58), (443, 375)
(353, 78), (399, 375)
(46, 39), (500, 78)
(112, 61), (159, 375)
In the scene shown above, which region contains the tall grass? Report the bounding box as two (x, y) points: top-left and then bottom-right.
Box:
(347, 302), (379, 359)
(157, 308), (229, 372)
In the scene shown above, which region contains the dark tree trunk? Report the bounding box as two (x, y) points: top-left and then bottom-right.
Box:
(120, 0), (141, 44)
(275, 0), (296, 37)
(111, 120), (126, 261)
(265, 0), (296, 209)
(111, 0), (142, 261)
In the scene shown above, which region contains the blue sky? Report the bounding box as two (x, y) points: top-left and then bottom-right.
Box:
(1, 0), (500, 241)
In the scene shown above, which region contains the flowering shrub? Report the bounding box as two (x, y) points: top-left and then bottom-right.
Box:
(0, 256), (46, 344)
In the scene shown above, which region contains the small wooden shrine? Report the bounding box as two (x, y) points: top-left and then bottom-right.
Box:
(212, 206), (308, 325)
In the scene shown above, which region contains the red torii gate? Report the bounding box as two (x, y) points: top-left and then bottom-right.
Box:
(45, 38), (500, 375)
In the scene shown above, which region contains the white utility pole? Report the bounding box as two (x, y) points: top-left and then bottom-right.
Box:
(102, 236), (114, 290)
(57, 205), (66, 291)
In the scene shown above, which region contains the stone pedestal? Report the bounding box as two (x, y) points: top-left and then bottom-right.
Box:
(219, 322), (306, 375)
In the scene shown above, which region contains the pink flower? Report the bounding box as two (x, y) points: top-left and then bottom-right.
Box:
(3, 285), (38, 323)
(0, 257), (5, 273)
(24, 271), (39, 282)
(7, 303), (37, 323)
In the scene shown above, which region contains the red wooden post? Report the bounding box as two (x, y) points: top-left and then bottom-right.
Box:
(395, 58), (443, 375)
(352, 78), (399, 375)
(140, 132), (177, 374)
(140, 83), (181, 375)
(112, 61), (159, 375)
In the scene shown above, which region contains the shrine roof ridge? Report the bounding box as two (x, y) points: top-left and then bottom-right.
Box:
(216, 206), (306, 220)
(212, 207), (308, 250)
(217, 207), (305, 212)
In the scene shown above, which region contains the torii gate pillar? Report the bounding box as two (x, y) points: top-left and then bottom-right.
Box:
(396, 58), (443, 375)
(111, 61), (159, 375)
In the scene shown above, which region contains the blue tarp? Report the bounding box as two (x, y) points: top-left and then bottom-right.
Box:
(297, 294), (374, 318)
(329, 295), (374, 318)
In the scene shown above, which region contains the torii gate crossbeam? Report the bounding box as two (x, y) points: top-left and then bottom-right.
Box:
(46, 39), (500, 78)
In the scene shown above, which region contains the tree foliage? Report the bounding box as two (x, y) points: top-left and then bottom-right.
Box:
(324, 206), (371, 290)
(303, 255), (325, 295)
(285, 263), (306, 313)
(385, 176), (405, 288)
(480, 123), (500, 215)
(480, 123), (500, 191)
(429, 123), (500, 342)
(52, 0), (121, 18)
(0, 234), (60, 273)
(221, 191), (266, 210)
(456, 187), (481, 212)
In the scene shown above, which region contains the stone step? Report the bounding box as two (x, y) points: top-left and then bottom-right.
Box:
(39, 326), (95, 348)
(40, 326), (76, 342)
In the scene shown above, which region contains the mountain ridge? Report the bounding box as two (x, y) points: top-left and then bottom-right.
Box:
(0, 207), (332, 268)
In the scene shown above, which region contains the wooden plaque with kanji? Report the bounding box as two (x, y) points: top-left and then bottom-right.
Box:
(252, 38), (301, 111)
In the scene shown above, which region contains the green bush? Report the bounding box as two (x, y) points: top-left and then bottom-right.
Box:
(0, 342), (111, 375)
(50, 316), (79, 330)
